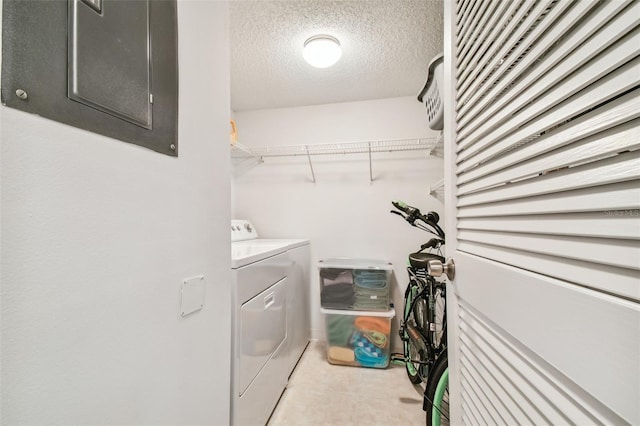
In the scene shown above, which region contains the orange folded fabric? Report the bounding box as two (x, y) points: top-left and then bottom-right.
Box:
(354, 316), (390, 334)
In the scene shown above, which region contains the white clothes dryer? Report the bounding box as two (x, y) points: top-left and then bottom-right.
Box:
(230, 220), (309, 426)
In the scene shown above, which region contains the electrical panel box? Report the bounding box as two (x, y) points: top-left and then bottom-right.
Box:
(1, 0), (178, 156)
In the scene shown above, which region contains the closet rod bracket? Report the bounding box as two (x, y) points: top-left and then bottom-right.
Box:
(305, 145), (316, 183)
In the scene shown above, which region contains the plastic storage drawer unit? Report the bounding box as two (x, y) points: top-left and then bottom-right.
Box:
(322, 307), (395, 368)
(319, 258), (392, 311)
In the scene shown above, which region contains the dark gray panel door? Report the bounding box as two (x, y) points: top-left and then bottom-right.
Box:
(69, 0), (152, 128)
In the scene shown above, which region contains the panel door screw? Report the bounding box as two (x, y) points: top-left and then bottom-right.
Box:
(15, 89), (28, 100)
(170, 144), (176, 151)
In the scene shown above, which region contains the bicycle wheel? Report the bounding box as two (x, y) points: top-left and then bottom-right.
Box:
(404, 282), (428, 384)
(425, 351), (449, 426)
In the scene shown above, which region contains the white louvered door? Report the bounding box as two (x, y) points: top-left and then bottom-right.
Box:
(443, 1), (639, 424)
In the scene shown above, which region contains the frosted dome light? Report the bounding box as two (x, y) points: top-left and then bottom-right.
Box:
(303, 35), (342, 68)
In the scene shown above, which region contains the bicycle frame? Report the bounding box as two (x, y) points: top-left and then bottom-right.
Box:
(390, 200), (447, 384)
(404, 263), (447, 358)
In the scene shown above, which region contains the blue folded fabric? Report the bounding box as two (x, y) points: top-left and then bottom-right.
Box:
(351, 331), (388, 368)
(354, 274), (387, 281)
(354, 278), (387, 289)
(352, 270), (389, 310)
(353, 270), (388, 289)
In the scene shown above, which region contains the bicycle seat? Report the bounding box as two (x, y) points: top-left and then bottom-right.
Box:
(409, 252), (445, 269)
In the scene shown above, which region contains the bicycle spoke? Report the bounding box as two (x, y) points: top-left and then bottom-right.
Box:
(424, 393), (450, 422)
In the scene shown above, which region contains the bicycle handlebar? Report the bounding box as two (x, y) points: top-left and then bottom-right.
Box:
(391, 200), (445, 240)
(392, 200), (415, 215)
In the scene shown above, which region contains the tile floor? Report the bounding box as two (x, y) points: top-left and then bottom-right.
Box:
(268, 340), (426, 425)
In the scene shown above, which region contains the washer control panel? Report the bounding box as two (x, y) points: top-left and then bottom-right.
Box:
(231, 220), (259, 242)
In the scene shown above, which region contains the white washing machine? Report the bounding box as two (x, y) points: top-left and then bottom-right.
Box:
(231, 220), (310, 426)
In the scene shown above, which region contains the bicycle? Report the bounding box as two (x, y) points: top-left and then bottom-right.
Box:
(389, 201), (446, 383)
(389, 200), (450, 425)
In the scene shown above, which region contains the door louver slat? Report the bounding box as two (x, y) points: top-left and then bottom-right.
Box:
(461, 385), (489, 425)
(459, 305), (625, 424)
(457, 92), (640, 186)
(458, 212), (638, 240)
(457, 45), (639, 166)
(458, 0), (482, 53)
(457, 0), (571, 111)
(457, 181), (639, 217)
(455, 0), (492, 66)
(456, 0), (534, 86)
(457, 241), (639, 299)
(455, 0), (520, 87)
(455, 0), (506, 78)
(459, 351), (523, 425)
(458, 119), (639, 195)
(458, 151), (639, 207)
(457, 230), (638, 270)
(457, 2), (638, 148)
(455, 0), (484, 59)
(456, 0), (627, 126)
(456, 0), (472, 25)
(452, 0), (640, 422)
(459, 363), (506, 424)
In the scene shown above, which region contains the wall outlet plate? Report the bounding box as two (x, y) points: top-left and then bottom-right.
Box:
(181, 275), (205, 317)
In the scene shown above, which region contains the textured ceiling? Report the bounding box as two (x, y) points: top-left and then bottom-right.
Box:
(230, 0), (443, 111)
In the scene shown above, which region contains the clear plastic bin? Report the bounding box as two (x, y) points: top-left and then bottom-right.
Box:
(318, 258), (392, 311)
(322, 306), (395, 368)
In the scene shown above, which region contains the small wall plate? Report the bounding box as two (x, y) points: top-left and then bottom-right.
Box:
(181, 275), (205, 317)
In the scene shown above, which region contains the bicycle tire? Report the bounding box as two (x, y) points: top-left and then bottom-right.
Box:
(425, 351), (449, 426)
(404, 281), (427, 384)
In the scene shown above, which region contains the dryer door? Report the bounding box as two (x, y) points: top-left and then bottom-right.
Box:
(239, 277), (287, 396)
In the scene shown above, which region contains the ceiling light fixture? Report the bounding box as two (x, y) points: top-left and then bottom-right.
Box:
(303, 35), (342, 68)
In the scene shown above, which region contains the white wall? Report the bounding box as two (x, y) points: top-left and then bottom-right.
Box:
(232, 96), (444, 344)
(0, 2), (231, 425)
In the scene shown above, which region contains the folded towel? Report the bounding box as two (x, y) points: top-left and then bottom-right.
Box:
(353, 269), (387, 277)
(326, 314), (355, 346)
(362, 330), (388, 348)
(354, 278), (388, 289)
(354, 346), (388, 368)
(351, 331), (388, 368)
(352, 270), (388, 311)
(355, 316), (391, 334)
(353, 269), (388, 282)
(328, 346), (355, 364)
(352, 299), (388, 311)
(354, 286), (388, 297)
(320, 268), (353, 284)
(352, 291), (388, 310)
(321, 283), (355, 309)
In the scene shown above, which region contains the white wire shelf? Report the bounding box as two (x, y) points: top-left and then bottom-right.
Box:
(231, 142), (262, 160)
(430, 178), (445, 194)
(231, 137), (441, 182)
(250, 137), (438, 157)
(429, 132), (445, 195)
(431, 132), (444, 156)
